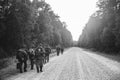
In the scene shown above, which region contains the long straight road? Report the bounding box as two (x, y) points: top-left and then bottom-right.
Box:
(3, 47), (120, 80)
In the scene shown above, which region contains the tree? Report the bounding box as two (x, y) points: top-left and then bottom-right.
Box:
(78, 0), (120, 53)
(0, 0), (73, 58)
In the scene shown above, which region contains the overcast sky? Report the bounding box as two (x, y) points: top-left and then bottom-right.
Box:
(45, 0), (98, 41)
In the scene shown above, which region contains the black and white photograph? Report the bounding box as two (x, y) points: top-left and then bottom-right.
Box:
(0, 0), (120, 80)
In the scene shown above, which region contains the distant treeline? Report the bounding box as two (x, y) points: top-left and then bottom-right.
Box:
(0, 0), (73, 58)
(78, 0), (120, 53)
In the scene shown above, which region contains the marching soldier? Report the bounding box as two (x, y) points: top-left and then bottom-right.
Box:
(35, 46), (44, 73)
(44, 45), (51, 63)
(28, 48), (35, 70)
(56, 45), (61, 56)
(61, 47), (64, 54)
(16, 47), (28, 73)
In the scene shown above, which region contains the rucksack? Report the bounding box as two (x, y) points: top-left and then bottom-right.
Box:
(17, 49), (28, 61)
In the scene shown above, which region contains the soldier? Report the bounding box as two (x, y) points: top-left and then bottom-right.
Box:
(44, 45), (51, 63)
(35, 46), (44, 73)
(16, 48), (28, 73)
(61, 47), (64, 54)
(56, 45), (61, 56)
(28, 48), (35, 70)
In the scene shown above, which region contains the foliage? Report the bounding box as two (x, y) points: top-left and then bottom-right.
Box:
(78, 0), (120, 53)
(0, 0), (73, 58)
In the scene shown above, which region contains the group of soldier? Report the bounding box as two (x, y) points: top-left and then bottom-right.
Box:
(16, 44), (64, 73)
(56, 45), (64, 56)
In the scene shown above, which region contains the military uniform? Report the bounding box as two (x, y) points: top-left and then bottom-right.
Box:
(56, 46), (61, 56)
(44, 46), (51, 63)
(28, 48), (35, 70)
(35, 47), (44, 73)
(16, 48), (28, 73)
(61, 47), (64, 54)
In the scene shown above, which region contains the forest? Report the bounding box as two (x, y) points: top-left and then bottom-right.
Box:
(0, 0), (73, 59)
(78, 0), (120, 53)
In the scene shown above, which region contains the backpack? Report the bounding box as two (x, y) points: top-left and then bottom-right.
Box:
(45, 47), (51, 53)
(16, 49), (28, 62)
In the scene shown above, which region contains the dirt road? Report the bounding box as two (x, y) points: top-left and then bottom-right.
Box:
(2, 47), (120, 80)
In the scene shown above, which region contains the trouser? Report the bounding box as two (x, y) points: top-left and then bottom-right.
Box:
(45, 55), (49, 63)
(43, 57), (46, 64)
(36, 64), (43, 73)
(30, 59), (34, 70)
(61, 51), (63, 54)
(35, 60), (43, 73)
(19, 61), (27, 73)
(57, 51), (60, 56)
(46, 55), (49, 62)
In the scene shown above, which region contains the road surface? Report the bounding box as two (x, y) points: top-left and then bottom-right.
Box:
(2, 47), (120, 80)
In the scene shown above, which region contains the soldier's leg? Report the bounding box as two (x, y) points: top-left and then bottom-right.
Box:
(24, 61), (27, 72)
(19, 62), (23, 73)
(45, 56), (47, 63)
(44, 57), (46, 64)
(36, 63), (39, 73)
(46, 56), (48, 62)
(43, 57), (45, 64)
(40, 65), (43, 72)
(47, 55), (49, 62)
(57, 51), (59, 56)
(31, 60), (34, 70)
(62, 50), (64, 54)
(58, 51), (59, 56)
(61, 51), (63, 54)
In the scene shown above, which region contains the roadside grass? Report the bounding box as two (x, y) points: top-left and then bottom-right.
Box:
(83, 48), (120, 63)
(0, 56), (15, 69)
